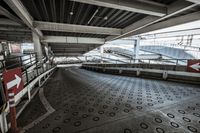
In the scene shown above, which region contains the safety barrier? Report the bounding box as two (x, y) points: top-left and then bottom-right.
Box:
(0, 61), (56, 133)
(82, 64), (200, 84)
(83, 62), (187, 71)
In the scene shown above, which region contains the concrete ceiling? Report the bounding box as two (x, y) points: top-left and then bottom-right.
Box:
(0, 0), (200, 57)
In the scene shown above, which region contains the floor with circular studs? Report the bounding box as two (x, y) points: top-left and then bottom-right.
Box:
(19, 67), (200, 133)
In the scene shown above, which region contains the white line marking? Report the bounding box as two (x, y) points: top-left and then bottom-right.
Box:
(39, 87), (55, 113)
(21, 87), (55, 132)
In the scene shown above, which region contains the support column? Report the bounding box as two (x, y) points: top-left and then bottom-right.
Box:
(32, 32), (43, 62)
(134, 37), (140, 63)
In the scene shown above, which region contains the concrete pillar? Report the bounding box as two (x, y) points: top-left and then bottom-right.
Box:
(134, 37), (140, 63)
(32, 32), (43, 62)
(100, 46), (104, 63)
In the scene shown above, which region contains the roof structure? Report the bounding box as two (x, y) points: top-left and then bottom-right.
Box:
(0, 0), (200, 56)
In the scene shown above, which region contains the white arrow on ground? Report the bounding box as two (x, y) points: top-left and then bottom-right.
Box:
(190, 62), (200, 71)
(6, 74), (22, 90)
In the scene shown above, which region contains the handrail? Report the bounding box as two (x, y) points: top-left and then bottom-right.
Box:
(3, 53), (37, 70)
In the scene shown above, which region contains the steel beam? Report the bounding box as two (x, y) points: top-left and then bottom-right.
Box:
(34, 21), (121, 35)
(42, 36), (105, 44)
(4, 0), (43, 38)
(106, 0), (198, 41)
(71, 0), (166, 17)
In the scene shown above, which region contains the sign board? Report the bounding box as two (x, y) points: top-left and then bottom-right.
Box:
(187, 60), (200, 73)
(3, 68), (24, 95)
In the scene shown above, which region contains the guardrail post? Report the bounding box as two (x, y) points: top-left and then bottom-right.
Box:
(30, 54), (32, 65)
(175, 59), (179, 71)
(36, 64), (39, 77)
(42, 64), (44, 73)
(19, 56), (23, 67)
(25, 67), (29, 85)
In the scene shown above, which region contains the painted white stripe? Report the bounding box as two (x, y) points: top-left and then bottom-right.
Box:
(9, 104), (15, 107)
(8, 93), (15, 97)
(39, 88), (55, 113)
(9, 98), (15, 102)
(22, 87), (55, 132)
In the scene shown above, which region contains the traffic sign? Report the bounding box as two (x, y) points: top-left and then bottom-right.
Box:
(2, 68), (23, 133)
(187, 60), (200, 73)
(3, 67), (24, 95)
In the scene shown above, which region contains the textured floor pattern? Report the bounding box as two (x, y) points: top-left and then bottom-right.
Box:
(21, 67), (200, 133)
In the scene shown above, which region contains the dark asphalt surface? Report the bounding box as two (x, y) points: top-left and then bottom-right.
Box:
(19, 67), (200, 133)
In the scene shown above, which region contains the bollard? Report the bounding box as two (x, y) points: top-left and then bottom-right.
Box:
(8, 90), (19, 133)
(3, 68), (24, 133)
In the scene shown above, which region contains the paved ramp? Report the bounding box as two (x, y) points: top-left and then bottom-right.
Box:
(19, 67), (200, 133)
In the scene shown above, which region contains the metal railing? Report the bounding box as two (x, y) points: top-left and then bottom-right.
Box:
(22, 62), (55, 86)
(0, 53), (56, 86)
(4, 53), (37, 70)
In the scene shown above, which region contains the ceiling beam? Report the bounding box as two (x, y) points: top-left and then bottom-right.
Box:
(34, 21), (121, 36)
(51, 49), (88, 53)
(0, 18), (21, 26)
(51, 48), (88, 51)
(0, 6), (23, 25)
(0, 26), (30, 32)
(42, 36), (105, 44)
(54, 53), (83, 57)
(126, 11), (200, 37)
(0, 31), (31, 35)
(4, 0), (43, 38)
(72, 0), (166, 17)
(0, 36), (32, 42)
(141, 28), (200, 39)
(106, 0), (198, 41)
(186, 0), (200, 4)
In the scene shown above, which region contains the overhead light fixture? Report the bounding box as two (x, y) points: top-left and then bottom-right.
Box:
(70, 12), (73, 16)
(70, 0), (75, 16)
(104, 16), (108, 20)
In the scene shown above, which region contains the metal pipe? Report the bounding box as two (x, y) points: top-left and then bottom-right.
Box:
(88, 9), (99, 24)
